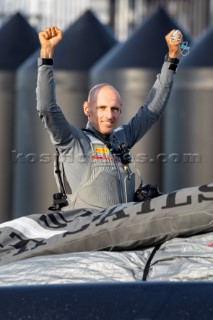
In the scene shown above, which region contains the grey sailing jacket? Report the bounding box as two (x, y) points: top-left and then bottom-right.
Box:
(36, 61), (175, 210)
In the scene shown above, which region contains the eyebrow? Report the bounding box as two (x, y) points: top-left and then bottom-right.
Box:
(96, 105), (121, 109)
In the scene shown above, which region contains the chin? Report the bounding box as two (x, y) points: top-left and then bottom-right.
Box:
(101, 129), (113, 135)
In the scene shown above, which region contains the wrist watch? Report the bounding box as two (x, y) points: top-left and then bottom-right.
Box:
(38, 58), (53, 67)
(164, 54), (179, 73)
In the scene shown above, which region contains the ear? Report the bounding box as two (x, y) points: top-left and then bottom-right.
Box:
(83, 101), (90, 117)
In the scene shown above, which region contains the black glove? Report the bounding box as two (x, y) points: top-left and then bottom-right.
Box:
(134, 183), (164, 202)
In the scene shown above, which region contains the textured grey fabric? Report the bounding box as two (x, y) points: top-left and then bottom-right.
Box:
(148, 232), (213, 281)
(0, 231), (213, 285)
(0, 251), (150, 285)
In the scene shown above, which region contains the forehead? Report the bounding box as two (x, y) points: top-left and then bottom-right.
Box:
(94, 86), (121, 105)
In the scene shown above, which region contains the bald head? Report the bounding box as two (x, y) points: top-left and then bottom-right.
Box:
(88, 83), (122, 105)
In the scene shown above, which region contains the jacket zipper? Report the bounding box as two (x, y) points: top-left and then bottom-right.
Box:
(112, 153), (124, 203)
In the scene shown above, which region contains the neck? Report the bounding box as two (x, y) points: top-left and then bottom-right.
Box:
(86, 122), (112, 140)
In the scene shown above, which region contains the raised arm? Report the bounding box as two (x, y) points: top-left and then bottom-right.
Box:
(118, 29), (182, 147)
(142, 29), (181, 115)
(36, 27), (81, 148)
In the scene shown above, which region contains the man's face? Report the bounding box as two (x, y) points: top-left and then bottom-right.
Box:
(86, 85), (122, 135)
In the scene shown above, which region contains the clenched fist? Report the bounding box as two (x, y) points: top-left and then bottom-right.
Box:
(38, 26), (63, 58)
(165, 29), (181, 58)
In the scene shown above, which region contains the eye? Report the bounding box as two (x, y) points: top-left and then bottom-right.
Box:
(97, 106), (106, 110)
(112, 107), (120, 112)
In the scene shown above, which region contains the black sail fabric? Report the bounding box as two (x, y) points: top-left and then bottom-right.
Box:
(0, 184), (213, 266)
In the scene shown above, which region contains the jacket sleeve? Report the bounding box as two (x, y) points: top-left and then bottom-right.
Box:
(36, 64), (83, 150)
(115, 61), (175, 148)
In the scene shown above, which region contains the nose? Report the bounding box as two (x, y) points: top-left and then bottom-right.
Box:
(104, 107), (113, 119)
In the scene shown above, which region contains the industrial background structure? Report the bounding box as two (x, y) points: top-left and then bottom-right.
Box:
(0, 0), (213, 222)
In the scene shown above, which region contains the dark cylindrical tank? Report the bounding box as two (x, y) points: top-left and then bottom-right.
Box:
(90, 6), (191, 190)
(0, 13), (39, 222)
(163, 25), (213, 193)
(13, 10), (117, 218)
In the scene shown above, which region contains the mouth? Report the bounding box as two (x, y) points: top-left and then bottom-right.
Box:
(102, 121), (114, 126)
